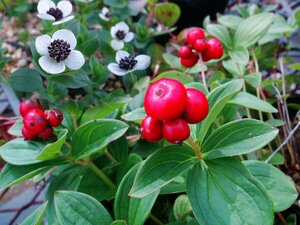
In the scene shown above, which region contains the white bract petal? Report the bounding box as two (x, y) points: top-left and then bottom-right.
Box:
(57, 1), (73, 17)
(35, 35), (52, 55)
(37, 0), (55, 14)
(52, 15), (74, 25)
(134, 55), (151, 70)
(123, 32), (134, 42)
(37, 13), (55, 21)
(128, 0), (147, 16)
(111, 39), (124, 51)
(108, 63), (129, 76)
(115, 22), (129, 33)
(116, 50), (130, 62)
(65, 50), (85, 70)
(110, 26), (117, 38)
(99, 13), (109, 21)
(102, 7), (109, 14)
(52, 29), (77, 49)
(77, 0), (94, 2)
(39, 55), (66, 74)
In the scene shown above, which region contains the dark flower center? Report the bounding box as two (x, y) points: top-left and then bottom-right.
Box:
(105, 12), (111, 18)
(47, 7), (63, 21)
(118, 56), (137, 70)
(48, 39), (71, 63)
(116, 30), (126, 40)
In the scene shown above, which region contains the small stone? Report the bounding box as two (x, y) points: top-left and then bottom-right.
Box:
(17, 59), (27, 67)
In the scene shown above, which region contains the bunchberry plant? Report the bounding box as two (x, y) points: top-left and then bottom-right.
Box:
(0, 1), (299, 225)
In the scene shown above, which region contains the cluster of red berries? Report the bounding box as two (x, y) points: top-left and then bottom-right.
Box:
(141, 78), (209, 144)
(19, 99), (63, 141)
(178, 28), (223, 68)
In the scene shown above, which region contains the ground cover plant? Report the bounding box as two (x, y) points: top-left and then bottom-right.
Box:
(0, 0), (300, 224)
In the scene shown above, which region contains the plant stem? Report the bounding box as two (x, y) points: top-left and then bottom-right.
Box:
(242, 82), (251, 118)
(149, 214), (164, 225)
(104, 150), (118, 164)
(89, 162), (116, 190)
(188, 137), (202, 159)
(265, 119), (300, 163)
(198, 54), (207, 89)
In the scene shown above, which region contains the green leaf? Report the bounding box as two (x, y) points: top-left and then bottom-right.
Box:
(152, 70), (194, 84)
(71, 119), (129, 159)
(111, 221), (127, 225)
(265, 119), (284, 127)
(218, 15), (244, 30)
(55, 191), (113, 225)
(202, 119), (278, 160)
(49, 70), (91, 88)
(196, 79), (243, 144)
(154, 3), (181, 27)
(0, 162), (52, 191)
(20, 202), (48, 225)
(234, 13), (273, 47)
(129, 145), (195, 198)
(244, 72), (262, 88)
(185, 82), (209, 95)
(187, 158), (274, 225)
(81, 102), (128, 124)
(160, 174), (187, 195)
(173, 195), (192, 221)
(260, 152), (284, 165)
(7, 118), (23, 137)
(206, 24), (232, 48)
(9, 68), (43, 92)
(228, 92), (278, 113)
(162, 54), (182, 69)
(244, 160), (297, 212)
(0, 139), (45, 165)
(222, 59), (245, 77)
(228, 46), (249, 65)
(104, 0), (126, 8)
(115, 164), (159, 225)
(288, 63), (300, 70)
(37, 129), (68, 160)
(121, 107), (146, 122)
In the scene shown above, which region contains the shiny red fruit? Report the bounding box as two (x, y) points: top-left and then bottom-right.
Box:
(22, 126), (36, 140)
(163, 118), (190, 144)
(141, 116), (163, 142)
(144, 78), (187, 120)
(204, 38), (223, 60)
(182, 88), (209, 124)
(178, 46), (192, 58)
(39, 127), (53, 140)
(46, 109), (64, 127)
(193, 39), (207, 52)
(23, 108), (47, 135)
(186, 28), (205, 45)
(19, 99), (41, 117)
(180, 54), (199, 68)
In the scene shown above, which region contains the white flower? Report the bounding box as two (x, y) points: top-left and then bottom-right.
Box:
(35, 29), (85, 74)
(37, 0), (74, 25)
(108, 50), (151, 76)
(99, 7), (110, 21)
(110, 22), (134, 51)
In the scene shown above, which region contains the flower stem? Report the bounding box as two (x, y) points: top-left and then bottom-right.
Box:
(188, 136), (202, 159)
(89, 162), (116, 190)
(198, 54), (207, 89)
(149, 214), (164, 225)
(104, 149), (118, 164)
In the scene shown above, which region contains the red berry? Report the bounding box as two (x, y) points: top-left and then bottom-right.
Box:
(180, 54), (199, 68)
(144, 78), (187, 120)
(23, 108), (47, 135)
(19, 99), (41, 117)
(141, 116), (163, 142)
(22, 126), (36, 140)
(203, 38), (223, 60)
(46, 109), (64, 127)
(186, 28), (205, 45)
(163, 118), (190, 144)
(182, 88), (209, 124)
(178, 46), (192, 58)
(193, 39), (207, 52)
(39, 127), (53, 140)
